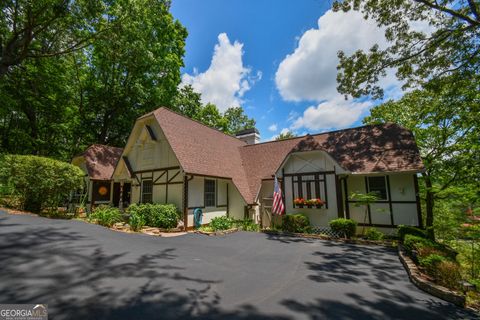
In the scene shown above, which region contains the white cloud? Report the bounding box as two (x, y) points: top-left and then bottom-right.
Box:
(268, 124), (278, 132)
(291, 97), (372, 132)
(182, 33), (258, 111)
(280, 128), (290, 135)
(275, 9), (395, 102)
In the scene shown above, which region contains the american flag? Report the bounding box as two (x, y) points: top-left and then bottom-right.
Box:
(272, 176), (284, 215)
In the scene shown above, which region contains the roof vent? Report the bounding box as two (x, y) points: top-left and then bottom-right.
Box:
(235, 128), (260, 145)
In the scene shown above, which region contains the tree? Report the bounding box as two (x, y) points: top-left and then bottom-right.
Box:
(75, 0), (187, 148)
(350, 191), (380, 235)
(0, 0), (110, 77)
(333, 0), (480, 99)
(222, 106), (256, 135)
(171, 85), (255, 135)
(275, 131), (296, 141)
(363, 73), (480, 230)
(171, 85), (203, 119)
(0, 54), (78, 159)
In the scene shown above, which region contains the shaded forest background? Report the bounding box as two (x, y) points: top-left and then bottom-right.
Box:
(0, 0), (255, 161)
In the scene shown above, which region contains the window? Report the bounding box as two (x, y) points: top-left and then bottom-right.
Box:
(367, 176), (388, 200)
(292, 173), (328, 208)
(204, 179), (216, 207)
(141, 179), (153, 203)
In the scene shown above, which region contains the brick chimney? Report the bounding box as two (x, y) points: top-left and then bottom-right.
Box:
(235, 128), (260, 145)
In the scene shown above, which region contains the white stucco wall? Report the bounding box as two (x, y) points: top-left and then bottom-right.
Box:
(346, 173), (419, 228)
(267, 151), (342, 227)
(186, 176), (245, 226)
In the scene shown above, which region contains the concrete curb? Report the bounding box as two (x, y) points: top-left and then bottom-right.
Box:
(398, 245), (466, 307)
(194, 228), (239, 236)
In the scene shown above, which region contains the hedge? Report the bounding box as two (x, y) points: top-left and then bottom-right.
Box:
(0, 154), (84, 213)
(329, 218), (357, 239)
(398, 225), (428, 242)
(126, 203), (180, 229)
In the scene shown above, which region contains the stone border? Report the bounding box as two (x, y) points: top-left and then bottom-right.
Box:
(262, 230), (396, 247)
(398, 245), (466, 307)
(195, 227), (238, 236)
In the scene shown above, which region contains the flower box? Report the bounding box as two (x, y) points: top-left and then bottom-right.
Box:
(294, 198), (325, 209)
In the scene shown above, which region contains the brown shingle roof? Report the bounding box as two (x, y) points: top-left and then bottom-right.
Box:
(148, 108), (424, 204)
(81, 144), (123, 180)
(240, 123), (424, 201)
(152, 108), (254, 203)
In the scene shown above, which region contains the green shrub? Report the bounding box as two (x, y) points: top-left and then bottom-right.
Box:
(127, 203), (180, 229)
(397, 225), (427, 242)
(436, 260), (462, 290)
(129, 213), (145, 231)
(283, 214), (311, 233)
(419, 253), (446, 277)
(0, 154), (84, 213)
(329, 218), (357, 238)
(235, 219), (259, 232)
(210, 216), (235, 231)
(403, 234), (437, 253)
(365, 228), (384, 241)
(89, 205), (122, 227)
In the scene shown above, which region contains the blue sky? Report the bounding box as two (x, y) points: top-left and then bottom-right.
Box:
(171, 0), (400, 140)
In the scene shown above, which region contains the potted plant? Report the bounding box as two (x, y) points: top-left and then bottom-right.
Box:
(306, 198), (325, 208)
(294, 198), (305, 208)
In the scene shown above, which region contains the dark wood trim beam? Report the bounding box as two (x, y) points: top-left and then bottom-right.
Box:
(323, 173), (329, 209)
(414, 174), (423, 228)
(153, 181), (183, 186)
(153, 170), (166, 183)
(133, 166), (181, 174)
(183, 175), (188, 230)
(226, 183), (230, 217)
(343, 177), (350, 219)
(283, 170), (335, 177)
(364, 177), (372, 224)
(165, 170), (169, 203)
(386, 175), (394, 226)
(335, 175), (344, 218)
(168, 170), (180, 183)
(347, 200), (418, 204)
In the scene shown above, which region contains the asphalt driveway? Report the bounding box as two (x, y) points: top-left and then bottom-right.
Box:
(0, 211), (476, 320)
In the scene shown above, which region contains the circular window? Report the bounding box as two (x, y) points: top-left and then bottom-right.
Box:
(98, 186), (108, 196)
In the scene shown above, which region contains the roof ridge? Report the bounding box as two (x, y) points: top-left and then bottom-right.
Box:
(152, 107), (247, 145)
(243, 122), (396, 148)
